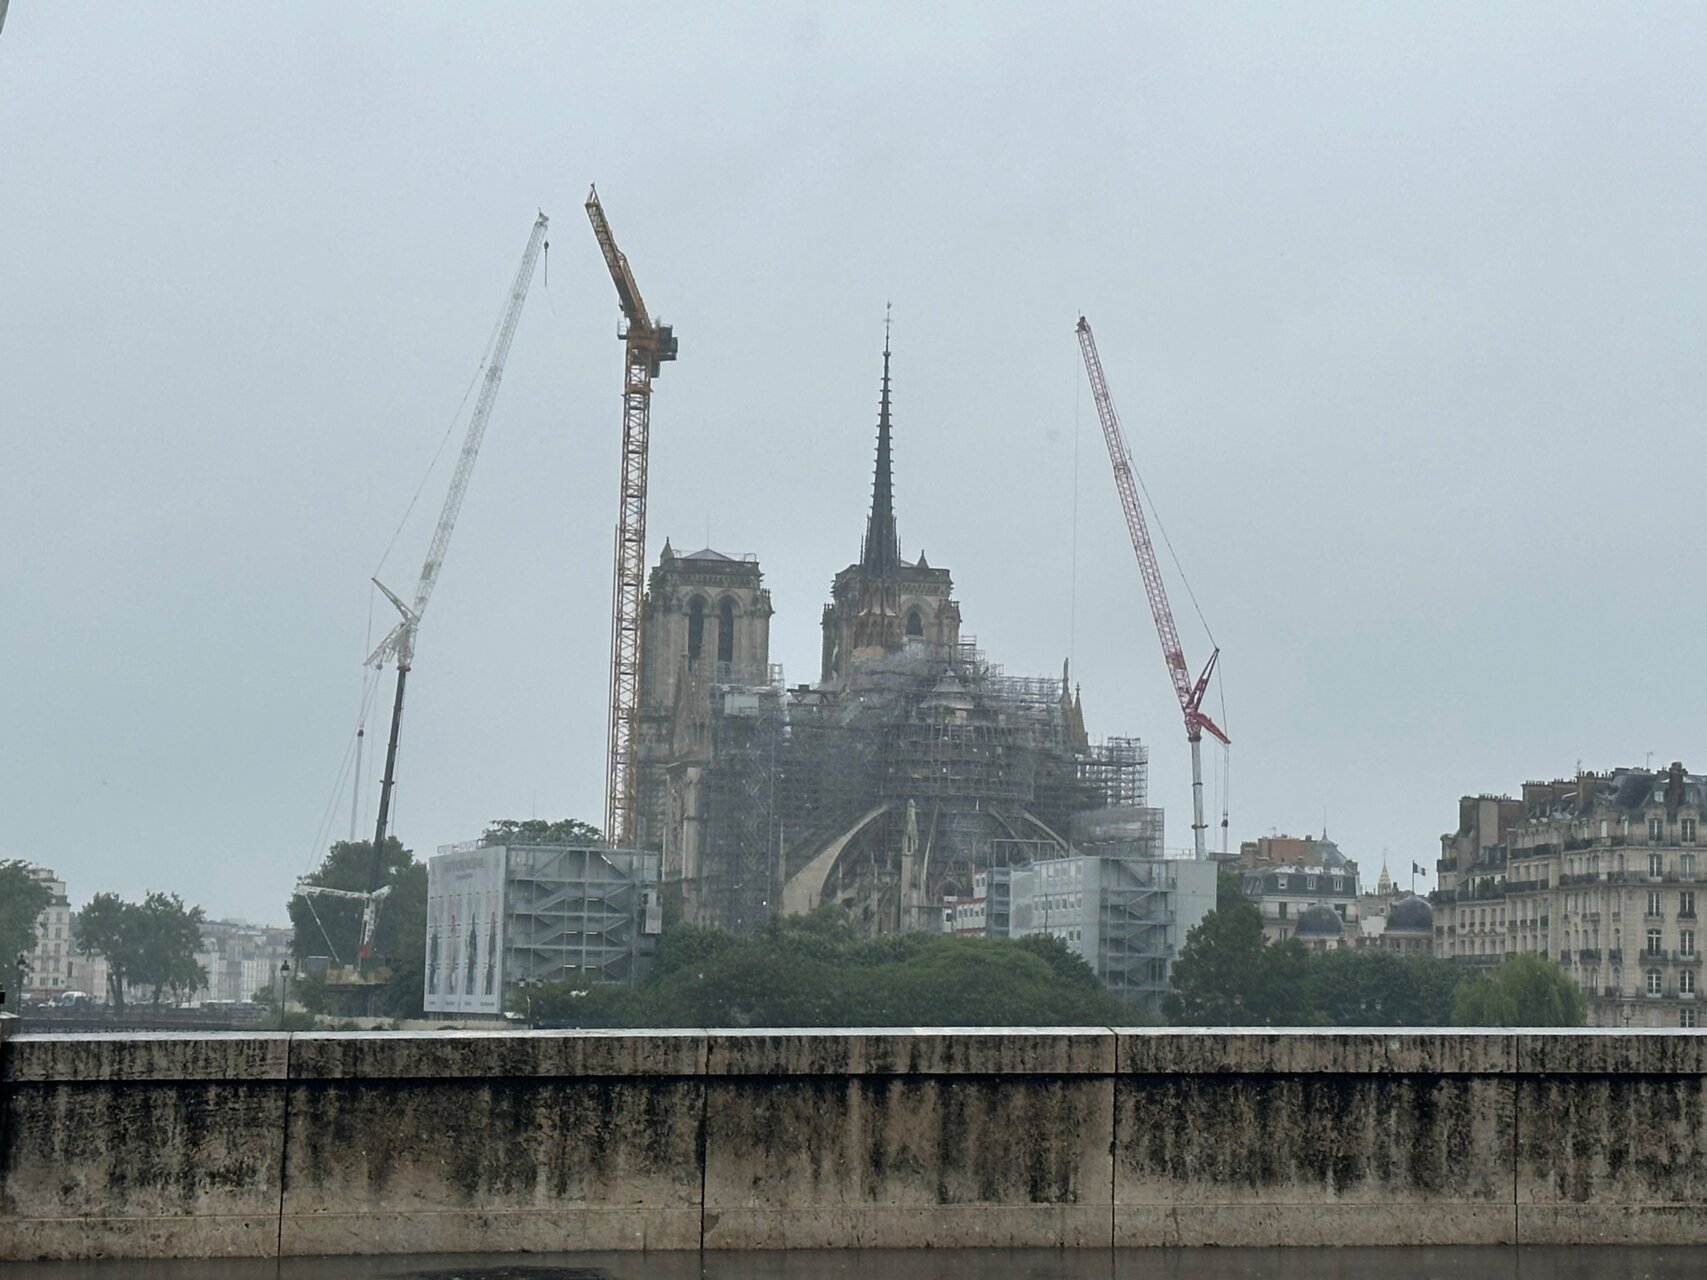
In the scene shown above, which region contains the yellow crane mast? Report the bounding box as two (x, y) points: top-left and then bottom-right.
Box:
(586, 187), (677, 848)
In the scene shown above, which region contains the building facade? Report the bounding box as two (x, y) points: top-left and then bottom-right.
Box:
(1356, 894), (1434, 955)
(191, 919), (294, 1005)
(1434, 763), (1707, 1027)
(1242, 857), (1361, 944)
(999, 852), (1216, 1014)
(20, 867), (78, 999)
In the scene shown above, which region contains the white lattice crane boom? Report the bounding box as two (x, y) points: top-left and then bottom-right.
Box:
(352, 212), (548, 959)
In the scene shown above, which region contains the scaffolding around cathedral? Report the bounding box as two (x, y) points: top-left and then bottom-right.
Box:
(701, 676), (785, 936)
(1080, 737), (1150, 810)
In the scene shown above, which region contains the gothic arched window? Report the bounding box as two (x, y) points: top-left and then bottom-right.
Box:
(687, 597), (705, 662)
(906, 609), (924, 638)
(718, 599), (736, 665)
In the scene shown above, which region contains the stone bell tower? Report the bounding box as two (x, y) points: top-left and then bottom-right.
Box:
(820, 328), (960, 686)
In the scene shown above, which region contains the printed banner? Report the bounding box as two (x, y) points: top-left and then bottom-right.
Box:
(424, 845), (507, 1015)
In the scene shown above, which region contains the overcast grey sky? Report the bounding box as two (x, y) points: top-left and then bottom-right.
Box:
(3, 4), (1704, 923)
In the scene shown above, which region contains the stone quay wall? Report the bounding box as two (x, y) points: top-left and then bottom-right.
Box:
(3, 1027), (1707, 1259)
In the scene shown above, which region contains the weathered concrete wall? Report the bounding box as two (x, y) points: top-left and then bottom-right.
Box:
(5, 1028), (1707, 1260)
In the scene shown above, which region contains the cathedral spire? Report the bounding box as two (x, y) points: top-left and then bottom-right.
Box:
(860, 307), (900, 578)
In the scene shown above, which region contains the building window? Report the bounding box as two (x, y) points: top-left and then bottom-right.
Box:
(1684, 969), (1697, 997)
(1683, 930), (1696, 958)
(1650, 853), (1666, 879)
(1683, 891), (1696, 918)
(1648, 969), (1664, 996)
(687, 597), (705, 661)
(1332, 877), (1343, 891)
(1682, 1007), (1698, 1028)
(1306, 875), (1318, 890)
(1278, 901), (1289, 919)
(906, 609), (923, 638)
(717, 599), (735, 665)
(1685, 818), (1698, 845)
(1686, 853), (1698, 880)
(1651, 817), (1666, 845)
(1649, 929), (1665, 956)
(1648, 892), (1664, 918)
(1276, 876), (1288, 890)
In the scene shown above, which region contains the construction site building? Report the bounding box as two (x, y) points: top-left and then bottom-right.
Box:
(630, 335), (1192, 1004)
(1003, 853), (1215, 1015)
(424, 839), (660, 1018)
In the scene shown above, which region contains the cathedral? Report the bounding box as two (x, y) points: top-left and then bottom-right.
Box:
(634, 335), (1155, 935)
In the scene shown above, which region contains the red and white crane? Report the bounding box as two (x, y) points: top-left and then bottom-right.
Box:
(1076, 316), (1229, 861)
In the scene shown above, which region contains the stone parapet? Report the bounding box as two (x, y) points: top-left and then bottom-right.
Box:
(6, 1028), (1707, 1259)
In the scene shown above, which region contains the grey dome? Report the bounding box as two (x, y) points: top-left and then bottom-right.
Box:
(1294, 903), (1345, 937)
(1387, 894), (1433, 932)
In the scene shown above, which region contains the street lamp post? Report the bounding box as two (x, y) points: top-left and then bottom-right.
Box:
(277, 961), (291, 1030)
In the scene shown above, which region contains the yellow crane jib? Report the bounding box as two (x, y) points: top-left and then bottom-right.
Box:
(586, 187), (675, 849)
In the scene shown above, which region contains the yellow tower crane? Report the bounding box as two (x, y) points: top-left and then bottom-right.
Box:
(586, 187), (677, 848)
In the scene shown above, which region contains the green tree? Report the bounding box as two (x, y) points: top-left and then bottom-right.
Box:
(74, 893), (141, 1009)
(482, 818), (605, 847)
(1162, 901), (1312, 1026)
(288, 837), (427, 1017)
(1451, 953), (1586, 1027)
(519, 912), (1132, 1029)
(133, 892), (207, 1005)
(0, 861), (52, 999)
(1304, 949), (1466, 1027)
(288, 837), (417, 964)
(1217, 865), (1249, 914)
(72, 891), (206, 1009)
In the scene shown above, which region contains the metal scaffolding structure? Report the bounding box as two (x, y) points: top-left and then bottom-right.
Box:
(701, 679), (785, 937)
(500, 844), (660, 987)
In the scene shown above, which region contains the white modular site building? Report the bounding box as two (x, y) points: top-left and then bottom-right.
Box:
(424, 841), (662, 1018)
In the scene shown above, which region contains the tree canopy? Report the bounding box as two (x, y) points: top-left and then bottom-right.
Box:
(288, 837), (422, 966)
(0, 861), (52, 992)
(482, 818), (605, 847)
(288, 836), (427, 1017)
(1164, 896), (1503, 1027)
(1451, 952), (1587, 1027)
(518, 906), (1133, 1029)
(1162, 901), (1314, 1025)
(72, 891), (205, 1009)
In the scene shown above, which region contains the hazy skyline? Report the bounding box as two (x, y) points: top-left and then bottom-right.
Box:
(4, 4), (1705, 922)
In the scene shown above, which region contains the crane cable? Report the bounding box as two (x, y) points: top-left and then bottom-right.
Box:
(298, 229), (536, 970)
(1129, 461), (1217, 652)
(1069, 332), (1081, 675)
(371, 301), (506, 582)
